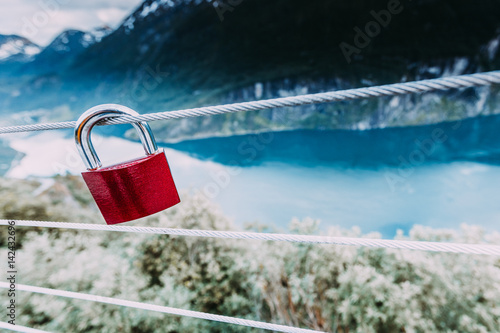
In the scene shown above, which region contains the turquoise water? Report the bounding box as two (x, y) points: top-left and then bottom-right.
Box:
(167, 115), (500, 167)
(166, 114), (500, 236)
(6, 114), (500, 237)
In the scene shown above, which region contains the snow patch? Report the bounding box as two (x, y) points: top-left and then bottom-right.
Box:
(90, 26), (112, 43)
(140, 1), (159, 17)
(0, 41), (19, 59)
(254, 82), (263, 99)
(24, 45), (40, 56)
(0, 37), (41, 61)
(389, 96), (400, 108)
(81, 33), (93, 48)
(486, 35), (500, 60)
(124, 16), (136, 33)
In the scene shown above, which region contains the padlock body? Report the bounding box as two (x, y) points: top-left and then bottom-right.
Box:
(82, 150), (180, 224)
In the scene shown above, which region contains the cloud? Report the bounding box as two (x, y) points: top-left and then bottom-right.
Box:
(97, 8), (130, 25)
(0, 0), (142, 46)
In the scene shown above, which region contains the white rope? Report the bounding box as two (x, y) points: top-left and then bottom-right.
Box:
(0, 282), (323, 333)
(0, 322), (51, 333)
(1, 71), (500, 134)
(2, 220), (499, 255)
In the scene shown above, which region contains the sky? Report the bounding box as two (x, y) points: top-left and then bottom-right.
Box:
(0, 0), (143, 46)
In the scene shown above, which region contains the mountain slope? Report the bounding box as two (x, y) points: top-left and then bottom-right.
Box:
(75, 0), (500, 82)
(0, 34), (40, 77)
(75, 0), (500, 141)
(18, 28), (111, 75)
(2, 0), (500, 141)
(0, 34), (40, 62)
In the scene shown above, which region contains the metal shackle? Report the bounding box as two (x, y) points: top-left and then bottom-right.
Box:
(75, 104), (159, 170)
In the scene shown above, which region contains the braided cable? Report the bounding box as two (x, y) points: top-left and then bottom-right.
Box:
(0, 322), (50, 333)
(0, 283), (323, 333)
(1, 220), (499, 255)
(1, 71), (499, 134)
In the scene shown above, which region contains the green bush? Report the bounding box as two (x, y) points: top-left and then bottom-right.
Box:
(0, 177), (499, 332)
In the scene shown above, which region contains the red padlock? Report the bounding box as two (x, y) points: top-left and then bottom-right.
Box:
(75, 104), (180, 224)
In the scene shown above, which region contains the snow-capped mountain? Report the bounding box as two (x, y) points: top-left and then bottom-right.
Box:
(44, 29), (109, 56)
(66, 0), (500, 141)
(2, 0), (500, 141)
(120, 0), (213, 34)
(0, 35), (40, 62)
(44, 26), (112, 54)
(19, 27), (112, 75)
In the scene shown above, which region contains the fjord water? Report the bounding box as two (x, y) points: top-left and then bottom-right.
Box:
(166, 114), (500, 236)
(6, 114), (500, 237)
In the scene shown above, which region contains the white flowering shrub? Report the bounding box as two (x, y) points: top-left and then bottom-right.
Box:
(0, 177), (498, 332)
